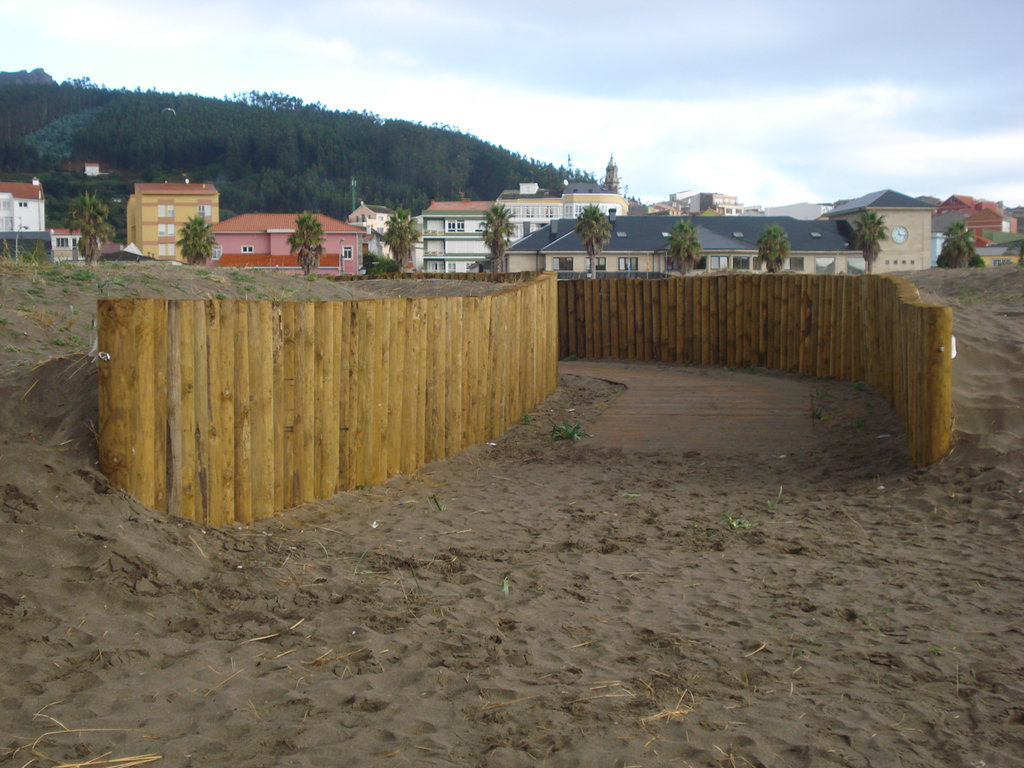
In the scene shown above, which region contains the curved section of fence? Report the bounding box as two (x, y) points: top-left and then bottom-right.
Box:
(97, 273), (558, 526)
(557, 274), (952, 466)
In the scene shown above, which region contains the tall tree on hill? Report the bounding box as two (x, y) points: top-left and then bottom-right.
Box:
(937, 220), (981, 268)
(67, 191), (113, 265)
(177, 214), (217, 266)
(288, 212), (325, 276)
(481, 204), (514, 272)
(574, 205), (612, 279)
(852, 210), (889, 273)
(756, 223), (789, 273)
(666, 219), (702, 275)
(383, 207), (420, 273)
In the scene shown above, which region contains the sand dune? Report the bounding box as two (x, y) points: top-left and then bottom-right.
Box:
(1, 266), (1022, 767)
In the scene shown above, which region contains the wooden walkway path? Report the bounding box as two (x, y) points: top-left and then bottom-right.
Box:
(559, 360), (818, 455)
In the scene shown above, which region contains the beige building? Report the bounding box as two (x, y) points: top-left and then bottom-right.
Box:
(822, 189), (934, 273)
(348, 202), (393, 235)
(497, 155), (630, 241)
(126, 182), (219, 261)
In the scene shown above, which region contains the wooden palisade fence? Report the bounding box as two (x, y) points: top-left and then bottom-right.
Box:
(557, 274), (953, 467)
(97, 272), (558, 526)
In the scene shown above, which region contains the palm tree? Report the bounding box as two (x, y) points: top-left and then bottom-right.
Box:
(288, 212), (325, 276)
(481, 204), (514, 272)
(937, 220), (978, 269)
(756, 223), (790, 273)
(574, 205), (612, 278)
(67, 191), (113, 265)
(383, 207), (421, 273)
(666, 219), (702, 275)
(851, 209), (888, 274)
(177, 214), (217, 266)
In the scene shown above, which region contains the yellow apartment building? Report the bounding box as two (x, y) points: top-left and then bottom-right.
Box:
(126, 182), (219, 261)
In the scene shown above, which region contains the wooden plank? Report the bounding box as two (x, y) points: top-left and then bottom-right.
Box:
(252, 301), (275, 521)
(165, 303), (182, 518)
(234, 302), (252, 525)
(423, 300), (443, 462)
(175, 301), (197, 521)
(316, 301), (339, 499)
(271, 303), (285, 511)
(335, 301), (353, 490)
(296, 302), (316, 502)
(128, 299), (155, 508)
(216, 301), (236, 525)
(700, 277), (712, 366)
(151, 300), (168, 513)
(97, 299), (134, 496)
(279, 302), (295, 507)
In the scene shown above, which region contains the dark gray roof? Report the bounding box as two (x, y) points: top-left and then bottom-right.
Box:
(508, 215), (854, 254)
(563, 181), (609, 195)
(826, 189), (935, 217)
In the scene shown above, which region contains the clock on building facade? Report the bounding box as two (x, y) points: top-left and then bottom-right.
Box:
(891, 225), (909, 244)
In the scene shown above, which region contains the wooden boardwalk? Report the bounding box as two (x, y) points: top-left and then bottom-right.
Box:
(559, 360), (817, 455)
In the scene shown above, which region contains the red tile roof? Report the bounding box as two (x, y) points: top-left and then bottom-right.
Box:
(0, 181), (44, 200)
(133, 183), (218, 195)
(214, 213), (361, 233)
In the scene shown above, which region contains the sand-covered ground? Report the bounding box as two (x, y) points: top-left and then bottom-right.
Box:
(1, 263), (1022, 767)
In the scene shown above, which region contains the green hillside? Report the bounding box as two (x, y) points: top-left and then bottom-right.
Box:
(0, 80), (591, 237)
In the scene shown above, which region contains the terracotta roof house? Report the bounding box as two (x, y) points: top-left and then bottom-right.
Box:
(935, 195), (976, 215)
(212, 213), (363, 274)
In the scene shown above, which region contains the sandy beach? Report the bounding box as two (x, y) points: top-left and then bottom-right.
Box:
(1, 265), (1022, 767)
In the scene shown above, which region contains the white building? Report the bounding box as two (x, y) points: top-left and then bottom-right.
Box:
(0, 178), (45, 232)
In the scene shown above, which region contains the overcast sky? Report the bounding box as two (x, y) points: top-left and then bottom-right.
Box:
(6, 0), (1023, 207)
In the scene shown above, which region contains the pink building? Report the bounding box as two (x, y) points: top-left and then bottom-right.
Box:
(212, 213), (363, 274)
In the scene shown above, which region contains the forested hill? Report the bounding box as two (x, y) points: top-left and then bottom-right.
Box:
(0, 80), (591, 225)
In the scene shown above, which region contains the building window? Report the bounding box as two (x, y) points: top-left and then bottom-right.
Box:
(18, 201), (28, 208)
(446, 262), (458, 272)
(733, 256), (751, 270)
(158, 243), (177, 258)
(815, 257), (836, 274)
(212, 245), (222, 261)
(343, 246), (353, 261)
(596, 257), (606, 271)
(786, 257), (805, 272)
(554, 257), (574, 271)
(446, 220), (466, 233)
(847, 257), (866, 275)
(157, 204), (175, 218)
(158, 223), (175, 237)
(708, 256), (729, 271)
(618, 257), (638, 272)
(56, 237), (69, 248)
(197, 204), (212, 219)
(241, 245), (254, 254)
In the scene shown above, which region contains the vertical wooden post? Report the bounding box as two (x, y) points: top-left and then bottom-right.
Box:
(253, 301), (275, 520)
(97, 299), (134, 495)
(234, 302), (252, 525)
